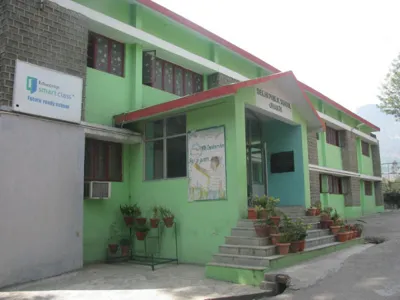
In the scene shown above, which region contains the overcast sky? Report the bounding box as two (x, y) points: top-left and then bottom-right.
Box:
(154, 0), (400, 112)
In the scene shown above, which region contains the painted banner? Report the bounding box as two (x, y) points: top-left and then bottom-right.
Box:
(188, 126), (226, 201)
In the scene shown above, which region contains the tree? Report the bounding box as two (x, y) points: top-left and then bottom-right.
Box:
(378, 53), (400, 120)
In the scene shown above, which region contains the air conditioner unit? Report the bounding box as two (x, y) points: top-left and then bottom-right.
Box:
(84, 181), (111, 199)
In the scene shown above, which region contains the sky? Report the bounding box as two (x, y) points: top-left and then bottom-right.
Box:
(153, 0), (400, 113)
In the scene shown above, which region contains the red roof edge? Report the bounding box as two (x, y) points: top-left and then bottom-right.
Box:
(137, 0), (380, 132)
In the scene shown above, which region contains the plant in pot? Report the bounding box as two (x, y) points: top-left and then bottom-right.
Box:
(315, 201), (322, 216)
(134, 223), (150, 241)
(290, 219), (310, 253)
(319, 207), (333, 229)
(132, 204), (146, 225)
(354, 221), (365, 238)
(266, 196), (281, 226)
(272, 214), (291, 247)
(150, 205), (160, 228)
(307, 205), (317, 216)
(276, 231), (293, 255)
(160, 206), (175, 228)
(120, 204), (135, 226)
(107, 222), (120, 254)
(329, 210), (341, 234)
(120, 238), (131, 256)
(336, 226), (348, 242)
(253, 206), (271, 237)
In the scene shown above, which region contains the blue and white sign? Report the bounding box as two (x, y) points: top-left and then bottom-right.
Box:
(13, 60), (83, 123)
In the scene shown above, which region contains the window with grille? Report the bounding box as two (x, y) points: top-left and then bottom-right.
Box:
(326, 126), (340, 146)
(84, 139), (123, 182)
(364, 181), (373, 195)
(87, 32), (125, 77)
(361, 141), (370, 156)
(142, 51), (203, 96)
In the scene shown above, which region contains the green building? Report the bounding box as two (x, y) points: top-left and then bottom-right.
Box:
(0, 0), (383, 288)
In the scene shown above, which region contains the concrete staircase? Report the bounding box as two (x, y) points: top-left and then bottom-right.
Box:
(205, 206), (363, 286)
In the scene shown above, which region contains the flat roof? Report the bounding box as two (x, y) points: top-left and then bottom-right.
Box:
(137, 0), (380, 132)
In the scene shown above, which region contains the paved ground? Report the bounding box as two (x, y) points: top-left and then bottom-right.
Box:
(275, 211), (400, 300)
(0, 264), (261, 300)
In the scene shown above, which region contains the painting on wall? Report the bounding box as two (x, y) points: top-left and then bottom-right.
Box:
(188, 126), (227, 201)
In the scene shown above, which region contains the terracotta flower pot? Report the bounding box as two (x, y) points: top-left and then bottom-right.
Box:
(254, 224), (269, 237)
(150, 218), (160, 228)
(356, 230), (361, 238)
(316, 208), (321, 216)
(135, 231), (148, 241)
(121, 245), (130, 256)
(320, 220), (330, 229)
(108, 244), (118, 254)
(308, 208), (317, 216)
(260, 210), (268, 219)
(248, 209), (257, 220)
(336, 232), (348, 242)
(330, 225), (341, 234)
(270, 216), (280, 226)
(290, 241), (301, 253)
(270, 233), (281, 245)
(277, 243), (291, 255)
(135, 217), (147, 225)
(298, 239), (306, 252)
(123, 216), (134, 226)
(163, 217), (174, 228)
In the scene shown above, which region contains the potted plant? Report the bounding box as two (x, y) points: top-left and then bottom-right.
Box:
(267, 196), (281, 226)
(307, 205), (317, 216)
(150, 205), (160, 228)
(120, 204), (135, 226)
(132, 204), (146, 225)
(315, 201), (322, 216)
(336, 227), (348, 242)
(248, 195), (268, 219)
(120, 238), (131, 256)
(160, 206), (175, 228)
(107, 222), (120, 254)
(134, 223), (150, 240)
(276, 231), (293, 255)
(354, 221), (365, 238)
(290, 219), (309, 253)
(320, 207), (333, 229)
(254, 216), (274, 237)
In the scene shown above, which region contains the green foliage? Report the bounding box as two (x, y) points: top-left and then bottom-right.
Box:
(134, 223), (150, 233)
(378, 53), (400, 120)
(331, 209), (340, 223)
(120, 204), (141, 217)
(119, 238), (131, 246)
(159, 206), (174, 218)
(108, 222), (120, 243)
(152, 205), (160, 218)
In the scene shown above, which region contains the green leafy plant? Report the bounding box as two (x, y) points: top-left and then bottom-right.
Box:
(321, 207), (333, 215)
(120, 204), (141, 217)
(331, 209), (340, 223)
(292, 219), (310, 241)
(160, 206), (174, 218)
(152, 205), (160, 218)
(252, 195), (268, 209)
(134, 223), (150, 233)
(108, 222), (120, 243)
(315, 200), (322, 210)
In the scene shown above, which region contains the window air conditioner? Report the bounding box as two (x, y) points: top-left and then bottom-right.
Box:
(84, 181), (112, 199)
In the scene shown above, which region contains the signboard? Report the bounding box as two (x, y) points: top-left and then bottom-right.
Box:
(255, 88), (292, 121)
(13, 60), (83, 123)
(188, 126), (227, 201)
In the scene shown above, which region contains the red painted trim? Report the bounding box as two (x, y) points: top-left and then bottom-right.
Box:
(136, 0), (380, 132)
(114, 71), (324, 127)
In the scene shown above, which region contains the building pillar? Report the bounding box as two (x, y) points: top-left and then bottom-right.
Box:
(307, 130), (320, 205)
(344, 177), (361, 207)
(371, 144), (382, 177)
(375, 181), (383, 206)
(340, 130), (358, 173)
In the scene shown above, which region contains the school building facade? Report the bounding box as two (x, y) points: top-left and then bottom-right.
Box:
(0, 0), (383, 288)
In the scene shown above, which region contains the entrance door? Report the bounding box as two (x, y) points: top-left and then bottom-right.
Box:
(246, 115), (267, 207)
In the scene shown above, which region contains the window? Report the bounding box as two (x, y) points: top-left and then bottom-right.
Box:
(85, 139), (123, 181)
(326, 126), (340, 146)
(270, 151), (295, 173)
(87, 32), (124, 77)
(327, 175), (343, 194)
(316, 132), (319, 140)
(145, 115), (187, 180)
(364, 181), (373, 195)
(142, 51), (203, 96)
(361, 141), (370, 156)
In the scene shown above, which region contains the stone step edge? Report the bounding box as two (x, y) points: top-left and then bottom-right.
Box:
(225, 234), (333, 242)
(232, 227), (328, 234)
(208, 239), (362, 272)
(220, 244), (276, 250)
(213, 253), (271, 261)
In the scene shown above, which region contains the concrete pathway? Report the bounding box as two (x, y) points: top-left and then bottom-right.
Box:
(0, 263), (261, 300)
(273, 211), (400, 300)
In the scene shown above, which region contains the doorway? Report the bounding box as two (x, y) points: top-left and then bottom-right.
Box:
(246, 112), (267, 207)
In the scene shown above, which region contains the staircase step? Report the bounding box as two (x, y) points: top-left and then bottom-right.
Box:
(225, 235), (270, 246)
(231, 227), (258, 237)
(306, 229), (330, 239)
(306, 235), (336, 248)
(238, 219), (320, 230)
(219, 244), (277, 257)
(207, 262), (266, 271)
(213, 253), (271, 267)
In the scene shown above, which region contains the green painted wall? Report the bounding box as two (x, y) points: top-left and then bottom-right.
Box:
(142, 85), (179, 108)
(83, 144), (131, 263)
(360, 180), (376, 215)
(325, 144), (342, 169)
(129, 96), (248, 264)
(325, 194), (345, 217)
(73, 0), (130, 24)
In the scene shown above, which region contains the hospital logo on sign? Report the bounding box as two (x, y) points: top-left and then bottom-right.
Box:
(26, 76), (38, 94)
